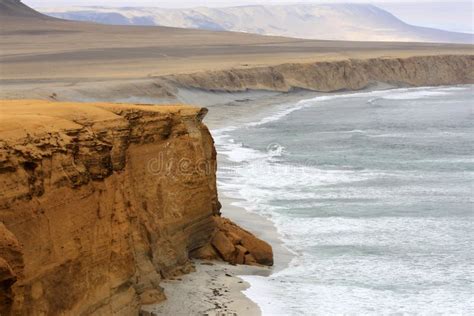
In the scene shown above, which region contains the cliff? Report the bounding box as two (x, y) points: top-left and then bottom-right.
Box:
(0, 54), (474, 102)
(20, 54), (471, 104)
(167, 55), (474, 93)
(0, 100), (272, 315)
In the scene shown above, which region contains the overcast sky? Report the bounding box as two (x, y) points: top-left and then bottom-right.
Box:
(25, 0), (464, 8)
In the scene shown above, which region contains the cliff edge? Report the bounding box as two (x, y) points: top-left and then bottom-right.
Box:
(8, 55), (471, 104)
(167, 55), (474, 93)
(0, 100), (272, 315)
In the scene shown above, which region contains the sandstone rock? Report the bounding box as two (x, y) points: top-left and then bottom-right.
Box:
(0, 223), (23, 277)
(0, 100), (274, 315)
(0, 100), (224, 315)
(189, 243), (218, 260)
(234, 245), (247, 265)
(193, 216), (274, 266)
(0, 223), (23, 316)
(216, 217), (273, 266)
(139, 289), (166, 305)
(239, 232), (274, 266)
(0, 257), (15, 315)
(244, 254), (257, 265)
(226, 231), (243, 244)
(211, 231), (236, 262)
(170, 55), (474, 94)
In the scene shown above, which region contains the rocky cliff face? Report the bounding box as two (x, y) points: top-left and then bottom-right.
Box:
(0, 55), (472, 104)
(168, 55), (474, 93)
(0, 100), (272, 315)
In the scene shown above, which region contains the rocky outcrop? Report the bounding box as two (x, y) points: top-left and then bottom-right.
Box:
(191, 216), (273, 266)
(168, 55), (474, 93)
(0, 100), (272, 315)
(0, 223), (23, 315)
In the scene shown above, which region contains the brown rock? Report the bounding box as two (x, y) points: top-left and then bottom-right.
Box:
(244, 254), (257, 265)
(211, 231), (236, 262)
(0, 223), (23, 316)
(240, 232), (274, 266)
(234, 245), (248, 265)
(0, 100), (220, 316)
(0, 258), (15, 285)
(0, 223), (23, 279)
(190, 243), (219, 261)
(226, 231), (243, 244)
(171, 55), (474, 94)
(0, 258), (15, 316)
(0, 99), (274, 315)
(214, 217), (274, 266)
(139, 289), (166, 305)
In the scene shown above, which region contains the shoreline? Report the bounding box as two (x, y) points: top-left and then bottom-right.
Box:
(219, 195), (294, 274)
(145, 83), (472, 315)
(2, 5), (473, 314)
(141, 259), (267, 316)
(204, 83), (473, 315)
(216, 85), (472, 315)
(140, 192), (288, 316)
(142, 90), (308, 315)
(206, 92), (306, 315)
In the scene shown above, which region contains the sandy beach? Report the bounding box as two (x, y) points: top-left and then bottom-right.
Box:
(141, 260), (266, 316)
(140, 197), (293, 316)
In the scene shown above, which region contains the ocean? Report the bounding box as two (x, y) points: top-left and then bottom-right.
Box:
(213, 85), (474, 315)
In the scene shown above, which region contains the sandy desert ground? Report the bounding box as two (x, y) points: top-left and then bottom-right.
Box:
(1, 6), (472, 83)
(1, 10), (472, 105)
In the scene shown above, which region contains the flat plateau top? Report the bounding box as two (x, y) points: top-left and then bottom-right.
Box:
(0, 99), (199, 140)
(1, 13), (473, 81)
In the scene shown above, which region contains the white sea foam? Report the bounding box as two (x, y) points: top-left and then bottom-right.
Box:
(380, 90), (450, 100)
(212, 85), (474, 315)
(240, 212), (474, 314)
(215, 86), (464, 131)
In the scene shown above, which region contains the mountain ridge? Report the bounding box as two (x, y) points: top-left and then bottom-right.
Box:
(0, 0), (50, 18)
(39, 3), (473, 43)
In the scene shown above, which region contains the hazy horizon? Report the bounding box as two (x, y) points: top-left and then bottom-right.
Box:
(25, 0), (472, 8)
(26, 0), (473, 34)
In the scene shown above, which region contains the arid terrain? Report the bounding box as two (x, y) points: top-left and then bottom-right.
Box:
(0, 0), (473, 315)
(1, 0), (473, 103)
(40, 4), (473, 43)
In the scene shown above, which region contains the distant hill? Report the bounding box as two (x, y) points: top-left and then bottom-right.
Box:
(0, 0), (50, 18)
(40, 4), (473, 43)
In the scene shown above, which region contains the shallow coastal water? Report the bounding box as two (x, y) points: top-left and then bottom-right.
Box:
(213, 85), (474, 314)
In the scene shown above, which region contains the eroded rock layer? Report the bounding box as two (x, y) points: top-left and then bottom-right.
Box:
(192, 217), (273, 266)
(0, 100), (272, 315)
(168, 55), (474, 92)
